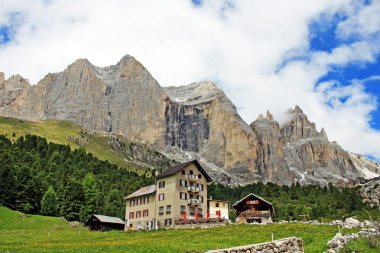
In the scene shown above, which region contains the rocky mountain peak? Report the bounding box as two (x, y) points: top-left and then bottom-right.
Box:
(292, 105), (303, 114)
(114, 55), (147, 80)
(164, 81), (223, 105)
(3, 74), (30, 89)
(266, 110), (274, 121)
(281, 105), (324, 142)
(67, 58), (94, 72)
(320, 127), (328, 140)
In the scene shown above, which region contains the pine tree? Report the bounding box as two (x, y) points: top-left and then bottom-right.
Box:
(60, 179), (85, 221)
(41, 185), (58, 216)
(80, 173), (99, 222)
(103, 189), (124, 218)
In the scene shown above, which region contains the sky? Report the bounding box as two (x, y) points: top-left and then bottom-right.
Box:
(0, 0), (380, 161)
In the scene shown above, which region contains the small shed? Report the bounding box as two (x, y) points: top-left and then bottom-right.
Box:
(86, 214), (125, 231)
(232, 193), (274, 224)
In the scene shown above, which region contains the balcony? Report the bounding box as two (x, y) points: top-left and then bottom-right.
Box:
(187, 186), (200, 192)
(187, 198), (200, 206)
(187, 174), (198, 181)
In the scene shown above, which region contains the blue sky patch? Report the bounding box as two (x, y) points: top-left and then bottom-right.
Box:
(309, 12), (349, 53)
(192, 0), (202, 6)
(318, 54), (380, 129)
(0, 26), (13, 44)
(0, 12), (22, 45)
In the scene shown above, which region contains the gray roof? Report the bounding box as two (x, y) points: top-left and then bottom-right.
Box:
(93, 214), (125, 225)
(156, 160), (212, 182)
(124, 184), (156, 199)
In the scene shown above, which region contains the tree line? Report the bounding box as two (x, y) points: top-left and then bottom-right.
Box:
(0, 134), (375, 223)
(208, 182), (373, 221)
(0, 134), (153, 222)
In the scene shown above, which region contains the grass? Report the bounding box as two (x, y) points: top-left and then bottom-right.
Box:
(0, 116), (147, 172)
(0, 206), (357, 253)
(341, 237), (379, 253)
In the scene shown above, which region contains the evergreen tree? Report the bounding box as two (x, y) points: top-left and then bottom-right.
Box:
(79, 173), (99, 222)
(41, 185), (58, 216)
(60, 179), (84, 221)
(103, 189), (124, 218)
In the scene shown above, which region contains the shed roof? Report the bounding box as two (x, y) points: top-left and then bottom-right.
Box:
(156, 160), (212, 182)
(124, 184), (156, 199)
(92, 214), (125, 225)
(232, 193), (274, 212)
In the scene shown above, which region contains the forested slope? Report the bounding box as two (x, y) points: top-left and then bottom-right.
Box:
(0, 134), (153, 221)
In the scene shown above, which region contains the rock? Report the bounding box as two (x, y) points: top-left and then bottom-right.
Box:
(1, 56), (379, 185)
(344, 217), (361, 229)
(69, 221), (81, 228)
(359, 177), (380, 209)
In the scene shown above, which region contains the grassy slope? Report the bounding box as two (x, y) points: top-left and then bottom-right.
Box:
(0, 206), (357, 253)
(0, 117), (146, 172)
(342, 237), (379, 253)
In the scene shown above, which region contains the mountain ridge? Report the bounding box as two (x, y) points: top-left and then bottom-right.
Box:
(0, 55), (379, 186)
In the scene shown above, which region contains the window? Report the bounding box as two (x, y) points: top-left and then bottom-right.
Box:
(165, 219), (172, 226)
(189, 207), (195, 216)
(136, 211), (141, 218)
(130, 200), (135, 207)
(180, 192), (187, 200)
(159, 206), (164, 215)
(166, 205), (171, 214)
(190, 194), (193, 199)
(143, 210), (149, 217)
(182, 170), (185, 175)
(180, 179), (187, 187)
(190, 181), (193, 186)
(129, 212), (134, 219)
(198, 174), (202, 179)
(137, 198), (142, 205)
(199, 196), (204, 203)
(143, 196), (149, 204)
(199, 184), (204, 191)
(198, 208), (203, 217)
(190, 170), (193, 175)
(247, 200), (259, 205)
(159, 181), (165, 189)
(216, 203), (219, 207)
(180, 205), (186, 213)
(158, 193), (165, 201)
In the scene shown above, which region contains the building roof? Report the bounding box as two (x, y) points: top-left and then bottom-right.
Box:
(232, 193), (274, 212)
(124, 184), (156, 199)
(208, 199), (230, 203)
(92, 214), (125, 225)
(156, 159), (212, 182)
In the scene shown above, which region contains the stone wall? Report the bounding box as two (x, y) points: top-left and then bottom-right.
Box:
(173, 221), (227, 230)
(205, 237), (304, 253)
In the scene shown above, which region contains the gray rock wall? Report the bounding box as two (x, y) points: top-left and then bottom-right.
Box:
(205, 237), (304, 253)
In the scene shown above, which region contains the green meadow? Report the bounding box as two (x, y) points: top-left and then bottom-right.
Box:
(0, 206), (359, 253)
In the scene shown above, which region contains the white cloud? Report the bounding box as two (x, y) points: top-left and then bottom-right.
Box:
(0, 0), (380, 159)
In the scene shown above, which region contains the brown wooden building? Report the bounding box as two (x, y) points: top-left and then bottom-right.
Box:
(232, 193), (274, 224)
(85, 214), (125, 231)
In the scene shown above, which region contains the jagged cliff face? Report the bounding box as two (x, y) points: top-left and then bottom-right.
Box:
(1, 55), (379, 185)
(0, 56), (167, 146)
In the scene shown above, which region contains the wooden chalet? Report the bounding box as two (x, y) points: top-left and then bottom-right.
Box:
(232, 193), (274, 224)
(85, 214), (125, 231)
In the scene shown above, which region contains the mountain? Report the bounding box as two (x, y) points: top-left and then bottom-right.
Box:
(1, 55), (379, 185)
